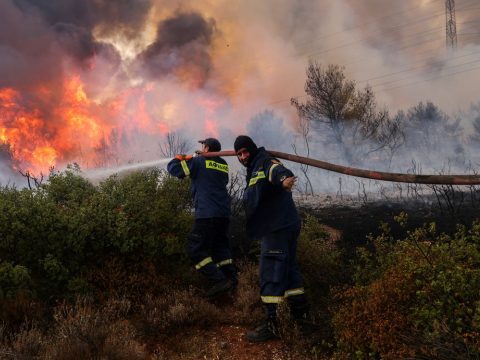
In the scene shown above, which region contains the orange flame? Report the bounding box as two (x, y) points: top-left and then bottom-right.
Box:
(0, 72), (227, 175)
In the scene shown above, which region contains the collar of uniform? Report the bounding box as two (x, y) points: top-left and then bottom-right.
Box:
(247, 146), (267, 169)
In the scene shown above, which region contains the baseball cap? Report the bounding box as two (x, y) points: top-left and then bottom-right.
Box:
(198, 137), (221, 152)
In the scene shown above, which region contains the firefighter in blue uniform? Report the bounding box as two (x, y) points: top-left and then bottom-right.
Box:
(234, 135), (309, 342)
(167, 138), (237, 297)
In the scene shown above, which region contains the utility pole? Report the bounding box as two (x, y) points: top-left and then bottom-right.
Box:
(445, 0), (457, 49)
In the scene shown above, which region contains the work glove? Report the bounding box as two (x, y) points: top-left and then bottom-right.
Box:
(175, 154), (193, 161)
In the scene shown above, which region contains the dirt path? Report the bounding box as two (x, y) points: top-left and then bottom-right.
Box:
(153, 324), (291, 359)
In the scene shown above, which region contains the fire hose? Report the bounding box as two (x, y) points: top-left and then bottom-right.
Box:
(201, 150), (480, 185)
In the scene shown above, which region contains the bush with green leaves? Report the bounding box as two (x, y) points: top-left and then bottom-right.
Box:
(0, 166), (192, 300)
(333, 213), (480, 359)
(298, 214), (344, 302)
(0, 261), (32, 299)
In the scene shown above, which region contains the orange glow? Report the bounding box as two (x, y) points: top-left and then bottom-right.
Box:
(198, 96), (223, 138)
(66, 76), (89, 104)
(32, 146), (57, 172)
(157, 122), (169, 135)
(0, 88), (18, 109)
(0, 62), (228, 175)
(0, 76), (114, 174)
(204, 118), (219, 137)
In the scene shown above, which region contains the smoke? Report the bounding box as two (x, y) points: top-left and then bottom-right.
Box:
(136, 12), (216, 87)
(12, 0), (151, 38)
(1, 0), (480, 192)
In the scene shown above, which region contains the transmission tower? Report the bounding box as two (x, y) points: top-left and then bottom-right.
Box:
(445, 0), (457, 49)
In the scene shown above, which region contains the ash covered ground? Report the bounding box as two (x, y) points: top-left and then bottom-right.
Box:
(294, 191), (480, 252)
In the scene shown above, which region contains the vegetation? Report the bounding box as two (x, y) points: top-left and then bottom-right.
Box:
(333, 213), (480, 359)
(291, 62), (404, 166)
(1, 64), (480, 358)
(0, 166), (479, 359)
(0, 166), (192, 302)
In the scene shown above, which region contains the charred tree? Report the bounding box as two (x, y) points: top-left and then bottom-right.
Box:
(291, 62), (404, 166)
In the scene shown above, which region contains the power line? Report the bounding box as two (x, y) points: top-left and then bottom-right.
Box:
(265, 3), (480, 107)
(244, 1), (480, 109)
(270, 51), (480, 108)
(358, 48), (480, 84)
(381, 60), (480, 92)
(294, 0), (452, 51)
(370, 56), (480, 89)
(301, 0), (477, 60)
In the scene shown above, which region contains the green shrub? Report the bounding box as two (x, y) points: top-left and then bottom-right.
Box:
(333, 216), (480, 359)
(0, 166), (193, 301)
(298, 214), (344, 302)
(0, 261), (32, 299)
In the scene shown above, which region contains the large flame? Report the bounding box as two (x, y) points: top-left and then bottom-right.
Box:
(0, 75), (188, 174)
(0, 67), (232, 174)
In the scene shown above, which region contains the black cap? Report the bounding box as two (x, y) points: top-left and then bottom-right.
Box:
(234, 135), (258, 153)
(198, 137), (221, 152)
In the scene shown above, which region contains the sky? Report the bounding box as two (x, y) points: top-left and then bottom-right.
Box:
(1, 0), (480, 185)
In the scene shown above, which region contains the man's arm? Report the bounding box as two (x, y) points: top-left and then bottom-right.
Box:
(266, 159), (296, 192)
(167, 154), (194, 179)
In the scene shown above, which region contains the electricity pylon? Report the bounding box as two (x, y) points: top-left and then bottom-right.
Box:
(445, 0), (457, 49)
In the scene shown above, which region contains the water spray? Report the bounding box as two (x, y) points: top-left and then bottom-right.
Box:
(83, 158), (171, 181)
(202, 150), (480, 185)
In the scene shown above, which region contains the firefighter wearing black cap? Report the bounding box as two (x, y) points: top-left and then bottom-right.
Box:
(167, 138), (237, 297)
(234, 135), (309, 342)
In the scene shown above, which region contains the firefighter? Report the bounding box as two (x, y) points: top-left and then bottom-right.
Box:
(167, 138), (237, 297)
(234, 135), (309, 342)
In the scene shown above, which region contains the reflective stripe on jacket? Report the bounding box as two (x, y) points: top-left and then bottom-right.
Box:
(243, 147), (300, 238)
(167, 156), (231, 218)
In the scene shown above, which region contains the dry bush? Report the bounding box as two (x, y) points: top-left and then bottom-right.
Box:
(149, 329), (226, 360)
(332, 220), (480, 359)
(0, 323), (46, 360)
(0, 294), (47, 333)
(276, 301), (303, 343)
(273, 302), (331, 360)
(400, 320), (480, 360)
(86, 258), (174, 301)
(296, 214), (344, 346)
(229, 260), (263, 325)
(333, 267), (417, 359)
(137, 287), (221, 336)
(43, 297), (145, 360)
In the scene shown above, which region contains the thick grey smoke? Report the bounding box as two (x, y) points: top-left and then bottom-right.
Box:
(0, 0), (125, 92)
(137, 12), (216, 86)
(0, 1), (62, 91)
(2, 0), (480, 193)
(53, 23), (122, 69)
(13, 0), (151, 39)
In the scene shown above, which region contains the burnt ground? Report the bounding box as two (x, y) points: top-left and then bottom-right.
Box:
(300, 196), (480, 256)
(230, 193), (480, 258)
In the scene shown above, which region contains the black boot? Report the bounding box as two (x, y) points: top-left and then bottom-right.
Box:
(205, 278), (233, 298)
(246, 319), (279, 342)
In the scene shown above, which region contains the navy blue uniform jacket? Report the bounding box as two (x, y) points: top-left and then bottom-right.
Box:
(167, 156), (231, 219)
(243, 147), (301, 238)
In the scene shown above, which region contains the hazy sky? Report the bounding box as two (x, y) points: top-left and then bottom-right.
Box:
(1, 0), (480, 176)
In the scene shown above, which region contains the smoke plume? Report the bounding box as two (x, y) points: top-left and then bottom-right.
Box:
(1, 0), (480, 191)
